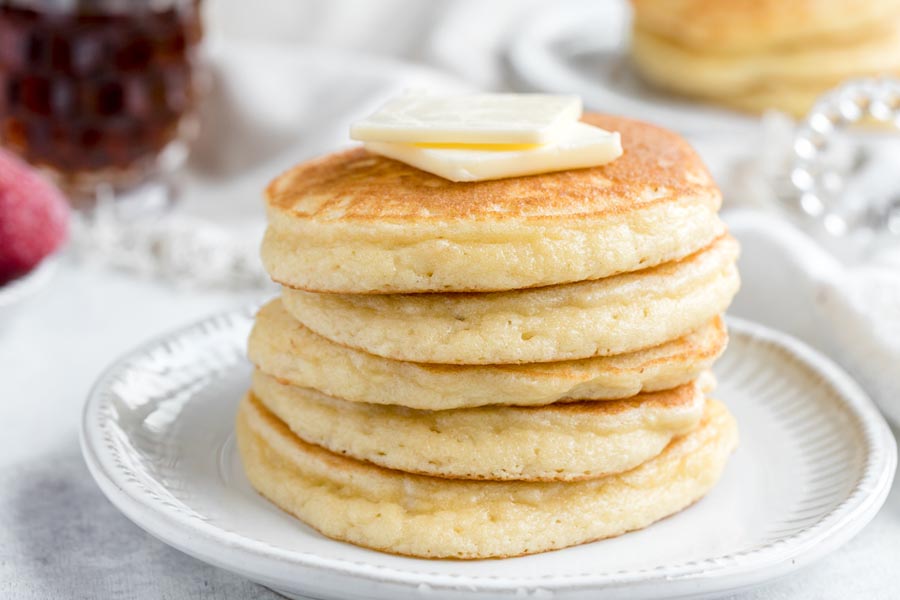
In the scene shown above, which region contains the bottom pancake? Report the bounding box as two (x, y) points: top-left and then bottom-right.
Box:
(251, 369), (709, 481)
(236, 394), (738, 559)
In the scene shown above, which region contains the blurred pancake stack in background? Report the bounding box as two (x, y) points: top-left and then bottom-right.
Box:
(238, 112), (741, 559)
(630, 0), (900, 116)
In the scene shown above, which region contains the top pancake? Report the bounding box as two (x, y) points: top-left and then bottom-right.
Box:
(631, 0), (900, 52)
(262, 114), (724, 293)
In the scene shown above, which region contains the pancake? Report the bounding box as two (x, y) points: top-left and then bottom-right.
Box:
(648, 82), (834, 121)
(249, 299), (727, 409)
(631, 0), (900, 52)
(236, 393), (738, 559)
(631, 25), (900, 115)
(714, 85), (836, 120)
(280, 234), (739, 365)
(251, 369), (709, 481)
(262, 114), (724, 294)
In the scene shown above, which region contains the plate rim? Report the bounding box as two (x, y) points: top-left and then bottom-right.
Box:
(80, 309), (897, 596)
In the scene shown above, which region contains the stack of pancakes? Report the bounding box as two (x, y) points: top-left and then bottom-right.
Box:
(630, 0), (900, 116)
(237, 114), (741, 559)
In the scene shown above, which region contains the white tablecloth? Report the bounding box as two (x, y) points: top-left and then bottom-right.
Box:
(1, 1), (898, 598)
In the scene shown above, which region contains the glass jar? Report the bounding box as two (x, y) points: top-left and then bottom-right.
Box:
(0, 0), (203, 208)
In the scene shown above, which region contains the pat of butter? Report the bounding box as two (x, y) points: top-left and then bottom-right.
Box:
(351, 94), (582, 145)
(365, 122), (622, 182)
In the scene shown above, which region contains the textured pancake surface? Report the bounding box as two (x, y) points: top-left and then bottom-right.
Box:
(262, 114), (724, 293)
(251, 370), (709, 481)
(281, 234), (739, 364)
(249, 299), (727, 409)
(631, 0), (900, 51)
(236, 394), (738, 559)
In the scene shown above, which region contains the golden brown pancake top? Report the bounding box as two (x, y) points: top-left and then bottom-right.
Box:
(265, 114), (719, 222)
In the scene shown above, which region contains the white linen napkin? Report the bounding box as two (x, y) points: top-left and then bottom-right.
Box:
(726, 209), (900, 425)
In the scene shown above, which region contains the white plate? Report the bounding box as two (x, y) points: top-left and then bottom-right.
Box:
(506, 0), (759, 137)
(81, 309), (896, 600)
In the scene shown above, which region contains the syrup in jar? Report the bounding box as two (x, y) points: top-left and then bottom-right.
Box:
(0, 0), (203, 203)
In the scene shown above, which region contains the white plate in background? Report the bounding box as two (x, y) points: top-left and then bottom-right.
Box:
(81, 310), (896, 600)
